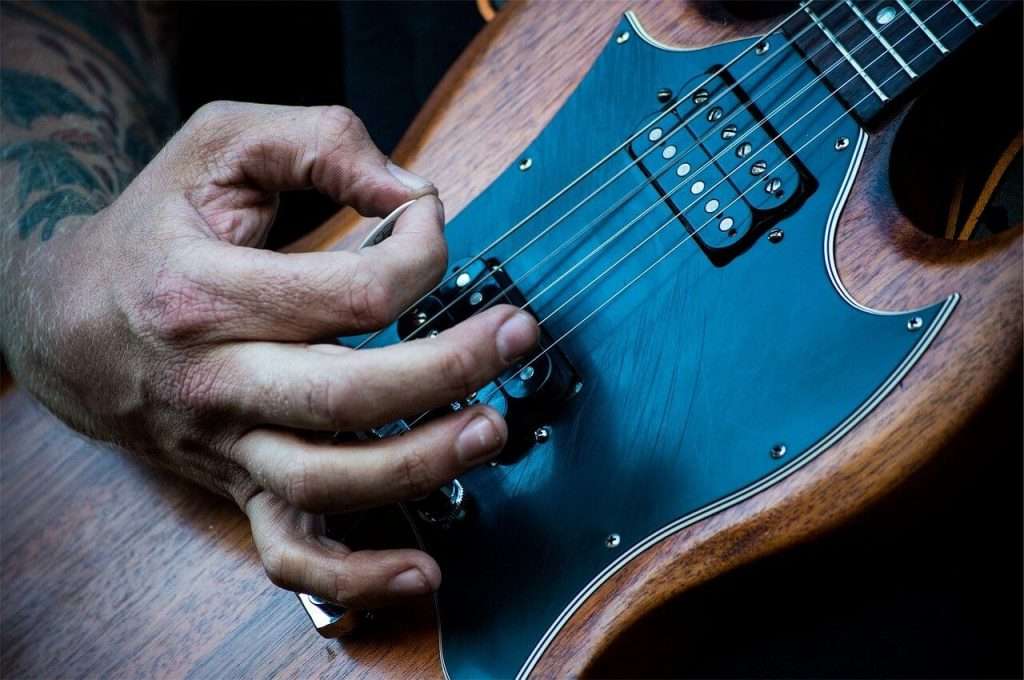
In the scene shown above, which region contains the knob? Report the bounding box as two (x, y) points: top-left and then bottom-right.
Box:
(415, 480), (466, 527)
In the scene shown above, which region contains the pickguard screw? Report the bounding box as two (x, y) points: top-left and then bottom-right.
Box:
(605, 533), (621, 548)
(907, 316), (924, 331)
(835, 136), (850, 151)
(533, 426), (551, 444)
(693, 89), (710, 105)
(770, 443), (787, 459)
(755, 40), (771, 55)
(656, 88), (673, 103)
(616, 31), (630, 44)
(518, 157), (533, 171)
(768, 228), (784, 244)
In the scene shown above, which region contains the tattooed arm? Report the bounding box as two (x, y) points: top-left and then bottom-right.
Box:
(0, 1), (175, 243)
(0, 2), (536, 610)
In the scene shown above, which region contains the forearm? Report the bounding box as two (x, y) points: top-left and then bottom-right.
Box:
(1, 1), (177, 371)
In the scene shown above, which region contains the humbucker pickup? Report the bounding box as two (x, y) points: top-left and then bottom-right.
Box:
(628, 70), (816, 264)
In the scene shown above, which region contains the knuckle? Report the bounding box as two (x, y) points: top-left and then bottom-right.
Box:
(438, 345), (479, 398)
(331, 567), (356, 605)
(172, 355), (232, 413)
(396, 447), (439, 499)
(260, 543), (294, 590)
(343, 261), (395, 330)
(281, 457), (323, 511)
(317, 105), (361, 147)
(145, 264), (227, 342)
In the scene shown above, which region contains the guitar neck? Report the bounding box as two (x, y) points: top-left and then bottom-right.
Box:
(787, 0), (1012, 125)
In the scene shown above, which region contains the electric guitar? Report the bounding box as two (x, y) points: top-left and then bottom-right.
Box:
(2, 1), (1020, 678)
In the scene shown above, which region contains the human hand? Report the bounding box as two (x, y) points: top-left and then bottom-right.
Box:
(1, 102), (538, 606)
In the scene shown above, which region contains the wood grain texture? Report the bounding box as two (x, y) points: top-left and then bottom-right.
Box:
(2, 1), (1020, 678)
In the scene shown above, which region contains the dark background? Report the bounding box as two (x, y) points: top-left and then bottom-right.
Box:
(174, 2), (1022, 677)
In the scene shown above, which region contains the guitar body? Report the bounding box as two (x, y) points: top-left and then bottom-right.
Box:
(2, 2), (1020, 678)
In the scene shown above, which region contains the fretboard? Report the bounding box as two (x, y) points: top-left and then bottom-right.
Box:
(786, 0), (1013, 124)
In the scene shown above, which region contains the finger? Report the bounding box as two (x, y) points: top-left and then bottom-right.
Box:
(217, 304), (538, 431)
(175, 101), (436, 218)
(245, 491), (441, 608)
(166, 194), (447, 342)
(234, 406), (505, 513)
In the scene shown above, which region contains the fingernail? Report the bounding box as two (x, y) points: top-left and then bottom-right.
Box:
(387, 160), (434, 193)
(456, 414), (504, 465)
(388, 568), (432, 596)
(496, 311), (538, 363)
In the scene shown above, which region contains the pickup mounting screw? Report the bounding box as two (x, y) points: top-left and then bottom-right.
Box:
(533, 426), (551, 444)
(656, 88), (673, 103)
(693, 89), (709, 105)
(835, 136), (850, 151)
(768, 228), (784, 244)
(606, 533), (621, 548)
(616, 31), (630, 44)
(755, 40), (771, 55)
(765, 177), (783, 196)
(907, 316), (923, 331)
(518, 157), (533, 171)
(770, 443), (787, 459)
(750, 160), (768, 176)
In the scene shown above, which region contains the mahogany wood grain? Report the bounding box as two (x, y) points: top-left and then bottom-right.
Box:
(2, 2), (1020, 678)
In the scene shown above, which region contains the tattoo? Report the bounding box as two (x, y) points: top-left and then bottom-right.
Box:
(0, 2), (177, 242)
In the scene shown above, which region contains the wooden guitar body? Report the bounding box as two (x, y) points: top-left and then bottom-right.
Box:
(2, 2), (1020, 678)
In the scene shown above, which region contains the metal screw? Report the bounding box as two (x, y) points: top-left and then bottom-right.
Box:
(755, 40), (771, 55)
(518, 157), (533, 171)
(606, 533), (621, 548)
(533, 426), (551, 443)
(518, 366), (535, 381)
(876, 6), (896, 24)
(415, 310), (428, 325)
(707, 106), (724, 122)
(768, 228), (784, 243)
(656, 88), (673, 103)
(573, 381), (584, 395)
(770, 443), (787, 459)
(616, 31), (630, 44)
(455, 272), (472, 287)
(750, 160), (768, 176)
(469, 292), (483, 306)
(693, 89), (709, 105)
(721, 124), (737, 140)
(835, 136), (850, 151)
(907, 316), (923, 331)
(736, 142), (752, 158)
(765, 177), (783, 195)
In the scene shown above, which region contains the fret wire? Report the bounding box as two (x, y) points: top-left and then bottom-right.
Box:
(845, 0), (918, 78)
(803, 3), (889, 101)
(952, 0), (983, 27)
(896, 0), (950, 53)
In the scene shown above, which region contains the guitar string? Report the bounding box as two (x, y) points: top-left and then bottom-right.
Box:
(415, 0), (916, 338)
(377, 0), (862, 346)
(404, 0), (951, 426)
(354, 0), (820, 350)
(386, 0), (879, 347)
(467, 0), (979, 406)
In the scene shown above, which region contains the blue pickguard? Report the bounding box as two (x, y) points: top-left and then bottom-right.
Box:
(358, 14), (956, 679)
